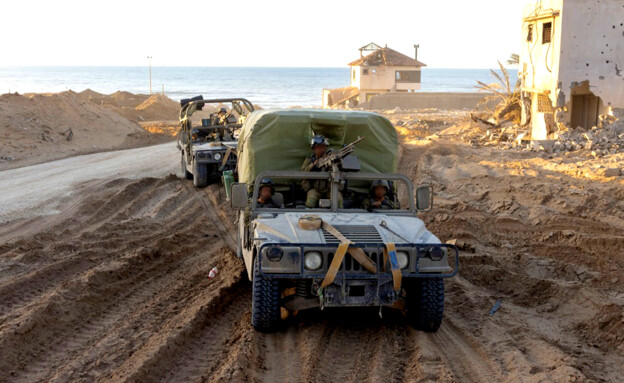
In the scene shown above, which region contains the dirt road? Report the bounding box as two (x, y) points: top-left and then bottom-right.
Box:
(0, 142), (178, 225)
(1, 138), (623, 382)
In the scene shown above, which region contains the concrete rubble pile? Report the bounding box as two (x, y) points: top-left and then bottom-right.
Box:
(473, 118), (624, 157)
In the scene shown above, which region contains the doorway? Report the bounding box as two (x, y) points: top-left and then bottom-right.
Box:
(571, 94), (599, 129)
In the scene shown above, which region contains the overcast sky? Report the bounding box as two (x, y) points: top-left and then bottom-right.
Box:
(0, 0), (528, 68)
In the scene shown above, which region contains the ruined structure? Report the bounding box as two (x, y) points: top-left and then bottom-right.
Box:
(519, 0), (624, 140)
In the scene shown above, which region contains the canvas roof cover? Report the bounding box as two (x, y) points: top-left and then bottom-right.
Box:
(237, 109), (398, 185)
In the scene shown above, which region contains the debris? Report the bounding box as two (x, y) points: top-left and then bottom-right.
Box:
(604, 168), (621, 177)
(446, 239), (476, 253)
(489, 300), (501, 315)
(208, 267), (218, 279)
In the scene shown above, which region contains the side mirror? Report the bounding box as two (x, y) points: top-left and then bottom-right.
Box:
(231, 183), (250, 209)
(416, 185), (433, 211)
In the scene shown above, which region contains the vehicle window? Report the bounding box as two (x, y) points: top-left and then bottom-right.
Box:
(254, 177), (411, 211)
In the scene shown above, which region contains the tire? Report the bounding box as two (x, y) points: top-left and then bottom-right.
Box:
(251, 255), (281, 332)
(181, 152), (192, 180)
(406, 278), (444, 332)
(193, 159), (208, 188)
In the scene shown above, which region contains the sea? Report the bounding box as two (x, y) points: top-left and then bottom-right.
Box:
(0, 66), (518, 108)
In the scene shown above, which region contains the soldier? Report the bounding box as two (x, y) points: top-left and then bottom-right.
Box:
(217, 108), (228, 124)
(301, 135), (343, 208)
(257, 178), (280, 208)
(361, 180), (398, 211)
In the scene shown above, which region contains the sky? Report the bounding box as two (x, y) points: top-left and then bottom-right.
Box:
(0, 0), (528, 68)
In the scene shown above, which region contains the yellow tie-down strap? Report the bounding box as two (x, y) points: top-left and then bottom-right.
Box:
(383, 242), (402, 292)
(319, 221), (377, 289)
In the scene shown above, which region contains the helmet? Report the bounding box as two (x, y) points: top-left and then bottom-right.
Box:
(219, 107), (227, 114)
(310, 134), (329, 148)
(191, 128), (200, 140)
(259, 178), (275, 193)
(370, 179), (389, 191)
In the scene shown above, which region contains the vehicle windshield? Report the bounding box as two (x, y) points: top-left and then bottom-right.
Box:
(252, 172), (415, 212)
(181, 99), (254, 143)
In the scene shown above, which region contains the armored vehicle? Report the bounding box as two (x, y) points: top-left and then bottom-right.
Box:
(177, 97), (254, 187)
(229, 109), (459, 332)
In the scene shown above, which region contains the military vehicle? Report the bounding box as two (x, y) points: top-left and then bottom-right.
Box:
(229, 109), (459, 332)
(177, 97), (254, 187)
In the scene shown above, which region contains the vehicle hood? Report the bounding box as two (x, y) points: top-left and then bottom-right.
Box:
(253, 212), (439, 245)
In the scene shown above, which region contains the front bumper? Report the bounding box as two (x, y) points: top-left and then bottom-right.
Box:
(194, 150), (236, 164)
(258, 242), (459, 279)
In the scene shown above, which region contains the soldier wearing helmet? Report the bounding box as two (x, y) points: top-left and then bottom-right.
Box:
(257, 178), (280, 208)
(361, 180), (398, 211)
(301, 135), (343, 208)
(217, 108), (228, 123)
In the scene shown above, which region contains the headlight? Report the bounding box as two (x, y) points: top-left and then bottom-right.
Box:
(429, 247), (445, 261)
(265, 246), (283, 262)
(304, 251), (323, 271)
(397, 251), (409, 269)
(197, 151), (206, 158)
(213, 152), (222, 161)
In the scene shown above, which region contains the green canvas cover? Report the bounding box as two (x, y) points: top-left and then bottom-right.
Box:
(237, 109), (398, 185)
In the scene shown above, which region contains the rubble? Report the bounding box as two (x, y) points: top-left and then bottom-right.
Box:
(468, 118), (624, 157)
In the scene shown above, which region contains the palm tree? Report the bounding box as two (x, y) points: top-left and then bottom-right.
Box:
(474, 60), (522, 124)
(507, 53), (520, 66)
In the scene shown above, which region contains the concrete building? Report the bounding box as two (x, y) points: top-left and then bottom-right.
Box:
(323, 43), (426, 108)
(518, 0), (624, 140)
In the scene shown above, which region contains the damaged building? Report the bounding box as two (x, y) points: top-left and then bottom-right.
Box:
(519, 0), (624, 140)
(322, 43), (426, 108)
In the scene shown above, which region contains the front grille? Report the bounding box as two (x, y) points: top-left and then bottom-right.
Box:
(327, 251), (380, 272)
(322, 225), (382, 244)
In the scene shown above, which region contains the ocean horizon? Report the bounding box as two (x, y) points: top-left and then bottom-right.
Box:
(0, 66), (518, 108)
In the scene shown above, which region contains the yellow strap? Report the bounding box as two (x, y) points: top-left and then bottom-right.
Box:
(385, 242), (402, 292)
(347, 248), (377, 273)
(221, 146), (233, 168)
(320, 242), (349, 288)
(321, 222), (377, 272)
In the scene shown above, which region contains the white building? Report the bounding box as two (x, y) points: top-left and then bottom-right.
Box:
(519, 0), (624, 139)
(323, 43), (426, 108)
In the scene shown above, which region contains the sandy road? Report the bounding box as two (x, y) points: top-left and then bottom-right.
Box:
(1, 140), (623, 382)
(0, 142), (179, 224)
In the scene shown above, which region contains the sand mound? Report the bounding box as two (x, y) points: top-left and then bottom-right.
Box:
(0, 91), (172, 169)
(133, 94), (180, 121)
(78, 88), (105, 100)
(109, 90), (150, 108)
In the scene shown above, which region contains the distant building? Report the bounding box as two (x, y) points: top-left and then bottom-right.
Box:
(323, 43), (426, 108)
(518, 0), (624, 140)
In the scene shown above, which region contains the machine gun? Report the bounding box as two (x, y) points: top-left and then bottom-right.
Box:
(304, 136), (365, 171)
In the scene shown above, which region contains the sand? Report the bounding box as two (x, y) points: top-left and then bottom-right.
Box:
(0, 103), (623, 382)
(0, 90), (179, 170)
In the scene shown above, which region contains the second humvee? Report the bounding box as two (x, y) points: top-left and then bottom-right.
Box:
(177, 97), (254, 187)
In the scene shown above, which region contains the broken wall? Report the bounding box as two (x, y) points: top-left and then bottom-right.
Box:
(558, 0), (624, 111)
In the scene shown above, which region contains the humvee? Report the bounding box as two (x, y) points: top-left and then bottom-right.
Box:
(177, 96), (254, 187)
(229, 109), (459, 332)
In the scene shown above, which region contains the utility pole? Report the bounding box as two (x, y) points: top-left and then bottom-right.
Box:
(147, 56), (153, 95)
(413, 44), (420, 61)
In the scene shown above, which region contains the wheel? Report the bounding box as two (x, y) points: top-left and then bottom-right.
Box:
(181, 152), (192, 180)
(406, 278), (444, 332)
(192, 159), (208, 187)
(251, 255), (281, 332)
